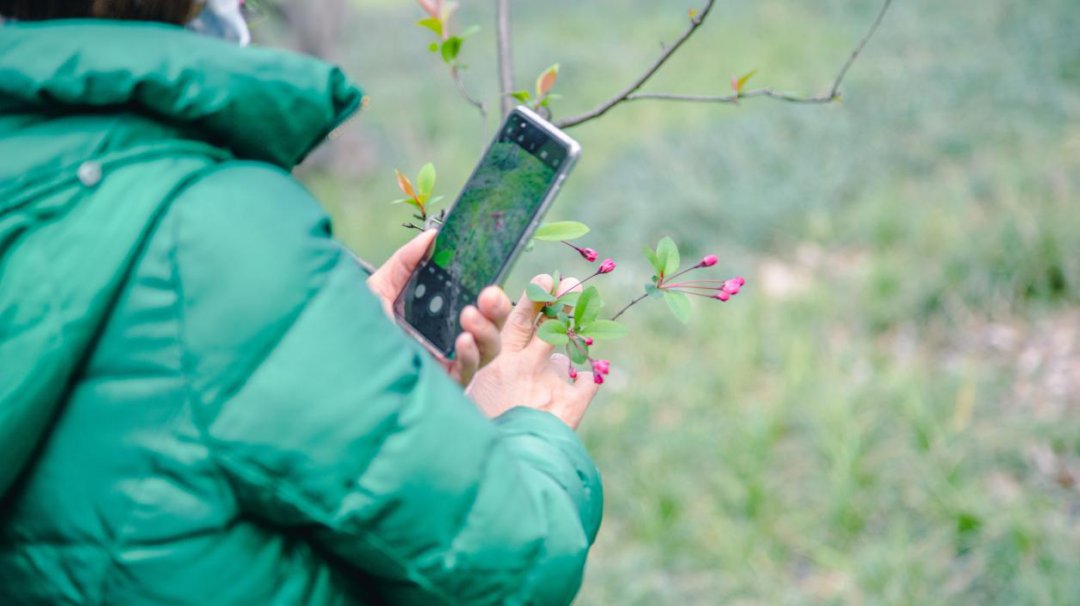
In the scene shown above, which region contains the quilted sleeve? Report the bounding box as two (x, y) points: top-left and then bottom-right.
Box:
(167, 162), (603, 605)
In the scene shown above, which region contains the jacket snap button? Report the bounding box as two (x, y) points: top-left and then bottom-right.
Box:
(77, 161), (102, 187)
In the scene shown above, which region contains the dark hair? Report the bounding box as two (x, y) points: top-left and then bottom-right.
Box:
(0, 0), (196, 24)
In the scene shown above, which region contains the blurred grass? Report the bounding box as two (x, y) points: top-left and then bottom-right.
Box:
(279, 0), (1079, 602)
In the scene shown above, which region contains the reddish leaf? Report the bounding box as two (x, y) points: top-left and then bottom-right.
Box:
(417, 0), (439, 18)
(395, 169), (417, 200)
(535, 63), (559, 100)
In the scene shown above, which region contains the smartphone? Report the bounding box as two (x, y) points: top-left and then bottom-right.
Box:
(394, 106), (581, 359)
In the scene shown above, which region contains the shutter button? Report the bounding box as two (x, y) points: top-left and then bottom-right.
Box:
(77, 161), (102, 187)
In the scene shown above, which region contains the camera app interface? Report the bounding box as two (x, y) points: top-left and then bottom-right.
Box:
(402, 112), (568, 356)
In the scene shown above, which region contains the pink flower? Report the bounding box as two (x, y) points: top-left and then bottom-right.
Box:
(592, 359), (611, 375)
(584, 337), (594, 346)
(715, 291), (731, 302)
(598, 258), (616, 274)
(735, 276), (746, 286)
(568, 367), (578, 380)
(700, 254), (718, 267)
(593, 373), (605, 385)
(580, 247), (599, 263)
(721, 279), (742, 295)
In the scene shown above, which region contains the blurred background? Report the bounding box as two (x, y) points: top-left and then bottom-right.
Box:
(255, 0), (1078, 602)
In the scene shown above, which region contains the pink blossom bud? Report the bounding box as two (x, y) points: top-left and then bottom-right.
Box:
(735, 276), (746, 286)
(580, 247), (599, 263)
(568, 367), (578, 380)
(584, 337), (594, 346)
(721, 279), (741, 295)
(715, 291), (731, 302)
(593, 373), (605, 385)
(700, 254), (718, 267)
(593, 359), (611, 375)
(598, 258), (616, 274)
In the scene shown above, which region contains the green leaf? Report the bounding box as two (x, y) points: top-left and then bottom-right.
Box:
(537, 320), (570, 345)
(643, 246), (662, 275)
(417, 17), (443, 37)
(525, 239), (536, 252)
(542, 306), (558, 318)
(645, 283), (664, 298)
(440, 37), (462, 63)
(574, 286), (604, 328)
(656, 236), (680, 278)
(664, 290), (692, 324)
(556, 291), (581, 308)
(426, 195), (445, 208)
(428, 42), (439, 53)
(527, 282), (558, 303)
(390, 198), (413, 205)
(460, 25), (481, 38)
(534, 221), (591, 242)
(580, 320), (629, 341)
(568, 342), (589, 365)
(552, 270), (561, 286)
(510, 90), (532, 103)
(417, 163), (436, 199)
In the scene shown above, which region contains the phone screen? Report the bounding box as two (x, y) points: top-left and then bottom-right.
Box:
(399, 110), (574, 357)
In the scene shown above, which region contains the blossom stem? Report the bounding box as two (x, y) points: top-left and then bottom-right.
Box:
(611, 292), (649, 321)
(666, 288), (724, 299)
(554, 271), (601, 298)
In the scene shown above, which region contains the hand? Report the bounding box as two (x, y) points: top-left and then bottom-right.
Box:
(467, 275), (601, 429)
(367, 230), (512, 387)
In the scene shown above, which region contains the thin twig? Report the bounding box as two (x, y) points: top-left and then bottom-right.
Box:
(611, 292), (650, 322)
(554, 0), (718, 128)
(828, 0), (894, 98)
(450, 65), (488, 119)
(556, 0), (893, 126)
(496, 0), (515, 117)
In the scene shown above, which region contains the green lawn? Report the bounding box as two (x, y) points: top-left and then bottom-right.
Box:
(281, 0), (1079, 602)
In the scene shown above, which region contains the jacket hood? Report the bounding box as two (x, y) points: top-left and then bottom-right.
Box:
(0, 20), (362, 500)
(0, 20), (364, 168)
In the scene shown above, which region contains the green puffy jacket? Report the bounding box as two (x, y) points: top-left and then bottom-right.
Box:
(0, 20), (601, 605)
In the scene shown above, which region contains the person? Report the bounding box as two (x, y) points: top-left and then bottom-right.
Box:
(0, 1), (603, 604)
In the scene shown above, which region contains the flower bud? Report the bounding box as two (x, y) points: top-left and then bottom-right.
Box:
(599, 258), (616, 274)
(735, 276), (746, 286)
(584, 337), (594, 346)
(700, 254), (718, 267)
(593, 359), (611, 375)
(568, 367), (578, 380)
(721, 279), (741, 295)
(580, 247), (599, 263)
(593, 373), (605, 385)
(715, 291), (731, 302)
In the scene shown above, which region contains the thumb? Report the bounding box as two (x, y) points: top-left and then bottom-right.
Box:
(368, 229), (437, 300)
(502, 274), (554, 352)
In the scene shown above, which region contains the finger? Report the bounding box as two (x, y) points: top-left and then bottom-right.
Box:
(556, 371), (601, 429)
(476, 286), (512, 331)
(450, 332), (480, 387)
(547, 353), (576, 381)
(460, 305), (501, 367)
(367, 229), (437, 300)
(503, 274), (554, 352)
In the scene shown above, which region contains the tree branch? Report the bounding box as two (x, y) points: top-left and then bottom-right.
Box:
(556, 0), (893, 127)
(554, 0), (718, 129)
(450, 65), (488, 119)
(496, 0), (515, 117)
